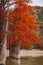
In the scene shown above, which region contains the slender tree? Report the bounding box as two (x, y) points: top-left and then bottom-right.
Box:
(0, 0), (7, 64)
(0, 0), (7, 53)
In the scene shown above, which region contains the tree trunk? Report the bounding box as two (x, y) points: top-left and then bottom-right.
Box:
(0, 40), (6, 64)
(9, 43), (20, 59)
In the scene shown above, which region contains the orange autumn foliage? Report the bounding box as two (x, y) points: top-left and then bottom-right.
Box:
(7, 0), (40, 48)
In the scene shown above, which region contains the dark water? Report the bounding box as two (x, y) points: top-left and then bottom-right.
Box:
(21, 56), (43, 65)
(6, 57), (20, 65)
(6, 56), (43, 65)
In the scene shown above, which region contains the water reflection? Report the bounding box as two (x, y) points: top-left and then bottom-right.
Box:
(6, 56), (43, 65)
(7, 57), (20, 65)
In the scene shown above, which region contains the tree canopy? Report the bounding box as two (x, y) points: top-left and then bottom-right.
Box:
(7, 0), (40, 48)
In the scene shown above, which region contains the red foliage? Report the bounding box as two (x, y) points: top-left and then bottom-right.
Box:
(0, 0), (40, 48)
(7, 0), (40, 48)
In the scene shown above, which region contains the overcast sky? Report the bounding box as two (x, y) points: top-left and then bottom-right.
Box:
(29, 0), (43, 6)
(8, 0), (43, 6)
(5, 0), (43, 10)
